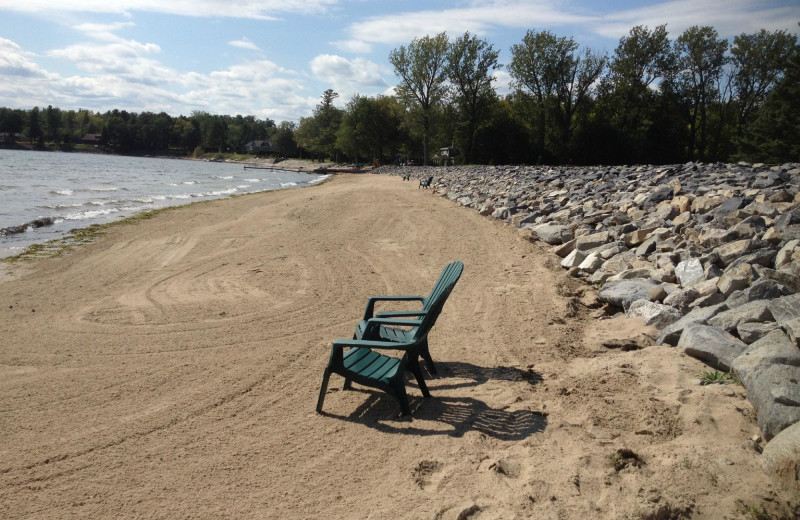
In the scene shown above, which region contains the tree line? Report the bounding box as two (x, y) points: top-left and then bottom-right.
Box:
(1, 23), (797, 165)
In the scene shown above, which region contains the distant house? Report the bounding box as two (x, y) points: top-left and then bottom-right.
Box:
(245, 140), (273, 154)
(0, 132), (28, 143)
(81, 133), (103, 145)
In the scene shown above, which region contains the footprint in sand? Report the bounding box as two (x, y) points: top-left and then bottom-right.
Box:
(413, 459), (445, 490)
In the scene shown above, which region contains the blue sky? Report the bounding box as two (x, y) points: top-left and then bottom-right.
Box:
(1, 0), (798, 123)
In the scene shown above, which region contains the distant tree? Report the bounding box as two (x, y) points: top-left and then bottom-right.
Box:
(273, 120), (297, 157)
(730, 29), (797, 139)
(295, 90), (343, 161)
(44, 105), (61, 145)
(389, 32), (450, 165)
(509, 29), (606, 161)
(27, 106), (44, 148)
(445, 32), (500, 164)
(598, 25), (675, 161)
(739, 35), (800, 162)
(674, 26), (728, 160)
(0, 107), (25, 144)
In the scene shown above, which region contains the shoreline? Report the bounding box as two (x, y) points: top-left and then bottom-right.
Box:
(1, 173), (797, 519)
(0, 152), (335, 261)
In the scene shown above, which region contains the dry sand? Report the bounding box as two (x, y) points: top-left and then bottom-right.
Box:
(1, 174), (796, 519)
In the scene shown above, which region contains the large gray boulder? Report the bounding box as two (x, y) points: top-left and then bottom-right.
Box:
(707, 300), (773, 332)
(534, 224), (572, 245)
(761, 421), (800, 492)
(626, 299), (682, 329)
(675, 257), (705, 287)
(768, 293), (800, 345)
(678, 323), (748, 371)
(745, 364), (800, 440)
(657, 303), (729, 346)
(731, 329), (800, 388)
(598, 279), (660, 311)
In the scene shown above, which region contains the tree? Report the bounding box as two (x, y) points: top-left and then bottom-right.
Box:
(445, 32), (500, 164)
(44, 105), (61, 145)
(739, 36), (800, 162)
(675, 26), (728, 160)
(730, 29), (797, 138)
(600, 24), (675, 161)
(509, 29), (606, 161)
(27, 106), (44, 148)
(273, 121), (297, 157)
(295, 90), (343, 161)
(389, 32), (450, 165)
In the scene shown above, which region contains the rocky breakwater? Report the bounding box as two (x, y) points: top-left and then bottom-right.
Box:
(381, 162), (800, 487)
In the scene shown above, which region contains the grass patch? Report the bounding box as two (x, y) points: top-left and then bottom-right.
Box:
(698, 370), (735, 386)
(734, 501), (771, 520)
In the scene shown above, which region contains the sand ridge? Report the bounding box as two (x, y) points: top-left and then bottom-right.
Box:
(1, 174), (795, 519)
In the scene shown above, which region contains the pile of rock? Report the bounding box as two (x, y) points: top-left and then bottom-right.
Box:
(380, 162), (800, 443)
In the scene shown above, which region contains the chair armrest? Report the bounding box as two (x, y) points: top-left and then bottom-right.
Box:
(361, 316), (423, 338)
(363, 295), (424, 319)
(331, 338), (414, 352)
(375, 310), (429, 318)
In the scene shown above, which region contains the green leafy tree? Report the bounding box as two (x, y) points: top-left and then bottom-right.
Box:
(27, 106), (44, 148)
(273, 121), (297, 157)
(0, 107), (25, 144)
(389, 32), (450, 165)
(509, 29), (606, 161)
(44, 105), (62, 145)
(445, 32), (500, 164)
(739, 37), (800, 162)
(675, 26), (728, 160)
(599, 25), (675, 161)
(730, 29), (797, 139)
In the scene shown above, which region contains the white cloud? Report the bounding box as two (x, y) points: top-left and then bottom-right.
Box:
(591, 0), (800, 40)
(310, 54), (389, 92)
(0, 38), (50, 79)
(0, 0), (342, 19)
(345, 0), (591, 46)
(331, 39), (373, 54)
(228, 38), (260, 51)
(73, 21), (135, 42)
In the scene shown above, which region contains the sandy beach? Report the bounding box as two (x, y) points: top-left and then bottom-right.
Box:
(1, 173), (795, 519)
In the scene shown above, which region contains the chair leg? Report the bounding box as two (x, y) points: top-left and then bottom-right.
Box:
(316, 368), (332, 413)
(420, 341), (437, 375)
(407, 358), (431, 398)
(388, 382), (411, 416)
(343, 377), (352, 390)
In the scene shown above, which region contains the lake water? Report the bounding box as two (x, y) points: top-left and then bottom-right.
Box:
(0, 150), (329, 258)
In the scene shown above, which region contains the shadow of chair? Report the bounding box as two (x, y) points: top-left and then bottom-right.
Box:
(318, 361), (547, 441)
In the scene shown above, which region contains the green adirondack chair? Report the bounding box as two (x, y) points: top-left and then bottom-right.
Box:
(316, 261), (463, 415)
(419, 176), (433, 188)
(354, 260), (463, 376)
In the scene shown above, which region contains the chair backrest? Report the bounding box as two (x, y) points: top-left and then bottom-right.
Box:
(423, 261), (463, 311)
(411, 261), (463, 341)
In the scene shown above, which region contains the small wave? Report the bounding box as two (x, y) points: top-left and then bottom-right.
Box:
(215, 176), (234, 180)
(237, 185), (250, 189)
(64, 208), (120, 220)
(243, 178), (260, 183)
(280, 182), (298, 188)
(182, 181), (198, 185)
(43, 203), (83, 209)
(170, 194), (192, 200)
(52, 189), (74, 196)
(307, 175), (330, 185)
(207, 188), (238, 196)
(89, 187), (119, 192)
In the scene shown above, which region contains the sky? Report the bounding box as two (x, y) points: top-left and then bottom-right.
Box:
(0, 0), (798, 123)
